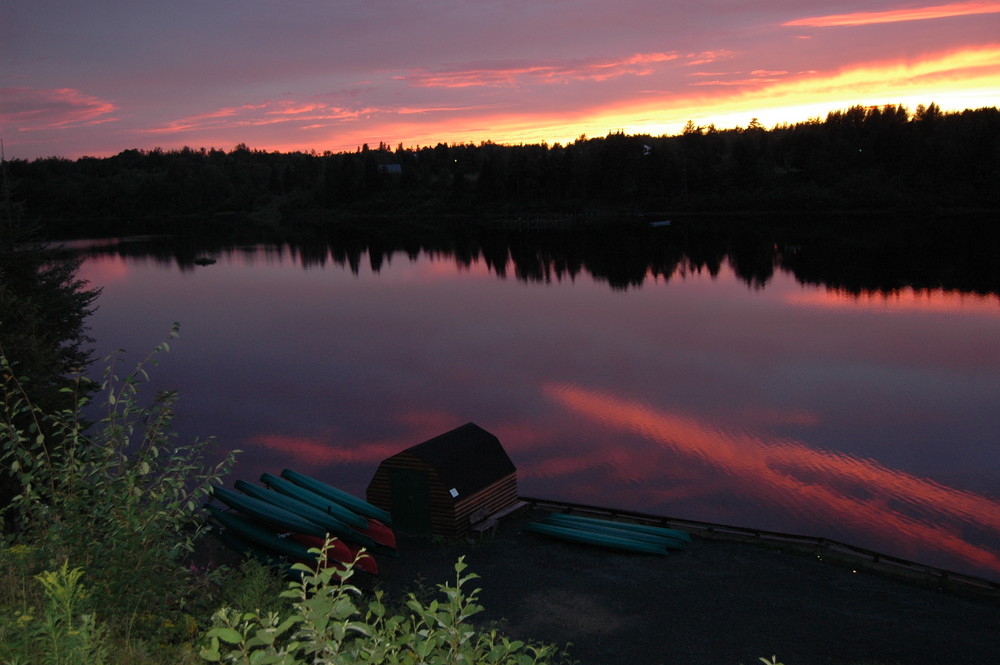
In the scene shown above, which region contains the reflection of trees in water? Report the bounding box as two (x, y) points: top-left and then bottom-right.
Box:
(72, 215), (999, 297)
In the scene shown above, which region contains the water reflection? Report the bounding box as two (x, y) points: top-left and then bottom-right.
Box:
(545, 383), (1000, 577)
(66, 214), (1000, 297)
(68, 217), (1000, 582)
(786, 288), (1000, 315)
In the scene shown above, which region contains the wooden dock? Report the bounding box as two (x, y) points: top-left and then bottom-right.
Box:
(521, 496), (1000, 598)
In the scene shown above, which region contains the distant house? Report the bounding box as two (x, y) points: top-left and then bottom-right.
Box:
(377, 163), (402, 176)
(366, 423), (520, 538)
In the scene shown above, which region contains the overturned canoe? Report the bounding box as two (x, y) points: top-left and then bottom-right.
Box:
(205, 504), (377, 575)
(524, 521), (670, 555)
(233, 480), (379, 551)
(280, 468), (393, 526)
(211, 486), (327, 538)
(260, 473), (369, 531)
(544, 513), (689, 549)
(545, 512), (691, 543)
(206, 503), (317, 562)
(262, 473), (397, 552)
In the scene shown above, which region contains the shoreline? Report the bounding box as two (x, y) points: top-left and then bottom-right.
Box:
(374, 503), (1000, 665)
(520, 496), (1000, 598)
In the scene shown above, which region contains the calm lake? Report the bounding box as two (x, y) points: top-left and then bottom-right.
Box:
(71, 217), (1000, 581)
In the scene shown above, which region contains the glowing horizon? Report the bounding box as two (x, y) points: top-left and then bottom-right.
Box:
(2, 1), (999, 159)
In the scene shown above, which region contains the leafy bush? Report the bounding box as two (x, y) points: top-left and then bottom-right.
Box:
(0, 558), (110, 665)
(201, 544), (569, 665)
(0, 327), (239, 638)
(216, 558), (291, 617)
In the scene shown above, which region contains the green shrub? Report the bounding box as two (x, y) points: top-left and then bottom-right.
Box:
(0, 560), (109, 665)
(201, 543), (569, 665)
(217, 558), (291, 616)
(0, 327), (239, 639)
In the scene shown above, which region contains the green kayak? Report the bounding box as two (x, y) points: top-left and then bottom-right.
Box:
(280, 468), (393, 526)
(524, 521), (670, 555)
(211, 486), (327, 538)
(545, 512), (692, 543)
(206, 503), (318, 562)
(233, 480), (377, 550)
(544, 513), (690, 548)
(260, 473), (369, 531)
(544, 514), (687, 550)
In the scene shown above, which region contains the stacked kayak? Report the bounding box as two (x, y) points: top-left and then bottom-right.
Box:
(206, 469), (396, 575)
(524, 512), (691, 555)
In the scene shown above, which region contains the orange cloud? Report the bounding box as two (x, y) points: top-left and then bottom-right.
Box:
(785, 1), (1000, 27)
(545, 383), (1000, 574)
(310, 46), (999, 153)
(597, 45), (1000, 137)
(0, 87), (117, 130)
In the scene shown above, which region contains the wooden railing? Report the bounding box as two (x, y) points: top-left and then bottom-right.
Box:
(521, 496), (1000, 598)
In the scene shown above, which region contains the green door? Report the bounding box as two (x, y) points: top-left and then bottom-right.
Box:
(389, 468), (432, 533)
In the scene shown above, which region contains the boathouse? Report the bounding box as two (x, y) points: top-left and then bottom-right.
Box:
(366, 423), (520, 538)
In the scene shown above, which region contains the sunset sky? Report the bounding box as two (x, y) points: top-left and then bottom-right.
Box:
(2, 0), (999, 160)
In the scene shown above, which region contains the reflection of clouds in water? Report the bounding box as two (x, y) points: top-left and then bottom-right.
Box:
(545, 382), (1000, 576)
(785, 287), (1000, 316)
(76, 253), (131, 285)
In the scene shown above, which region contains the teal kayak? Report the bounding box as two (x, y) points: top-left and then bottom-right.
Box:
(545, 512), (692, 543)
(544, 514), (687, 550)
(258, 476), (396, 550)
(233, 480), (377, 550)
(524, 521), (670, 555)
(280, 468), (393, 526)
(211, 486), (327, 538)
(206, 503), (318, 562)
(260, 473), (368, 531)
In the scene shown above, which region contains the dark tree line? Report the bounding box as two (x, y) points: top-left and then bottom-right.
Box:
(69, 212), (1000, 296)
(6, 103), (1000, 236)
(1, 160), (101, 513)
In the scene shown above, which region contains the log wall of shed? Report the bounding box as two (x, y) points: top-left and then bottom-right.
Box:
(367, 452), (518, 538)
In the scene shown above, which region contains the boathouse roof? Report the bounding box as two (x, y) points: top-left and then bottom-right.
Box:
(405, 422), (515, 498)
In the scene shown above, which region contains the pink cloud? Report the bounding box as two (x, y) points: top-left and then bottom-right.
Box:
(139, 101), (366, 135)
(686, 67), (792, 87)
(0, 87), (117, 130)
(398, 51), (679, 89)
(684, 50), (735, 66)
(785, 1), (1000, 27)
(546, 383), (1000, 573)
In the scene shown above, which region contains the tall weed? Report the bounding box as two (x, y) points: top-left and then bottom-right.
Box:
(0, 326), (239, 637)
(201, 542), (569, 665)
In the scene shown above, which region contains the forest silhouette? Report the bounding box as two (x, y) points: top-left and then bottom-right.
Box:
(68, 212), (1000, 296)
(5, 103), (999, 235)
